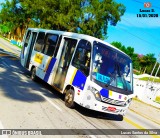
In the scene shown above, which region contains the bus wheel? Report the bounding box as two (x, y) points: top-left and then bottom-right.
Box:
(64, 89), (75, 108)
(31, 67), (37, 81)
(117, 115), (123, 121)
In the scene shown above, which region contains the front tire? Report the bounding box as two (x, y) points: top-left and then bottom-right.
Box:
(117, 115), (124, 121)
(64, 89), (75, 108)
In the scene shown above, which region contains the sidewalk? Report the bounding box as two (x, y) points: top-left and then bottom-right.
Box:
(0, 37), (21, 53)
(129, 98), (160, 125)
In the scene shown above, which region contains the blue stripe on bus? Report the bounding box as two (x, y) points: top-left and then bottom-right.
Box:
(100, 88), (109, 98)
(44, 58), (56, 82)
(72, 70), (87, 90)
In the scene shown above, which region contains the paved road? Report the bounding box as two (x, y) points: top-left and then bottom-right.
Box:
(0, 38), (159, 138)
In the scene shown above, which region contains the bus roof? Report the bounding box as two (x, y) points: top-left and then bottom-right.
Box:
(28, 28), (131, 59)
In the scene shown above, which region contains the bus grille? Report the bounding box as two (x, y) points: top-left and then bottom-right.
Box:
(101, 96), (126, 107)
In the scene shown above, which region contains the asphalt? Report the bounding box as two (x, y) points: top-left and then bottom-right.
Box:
(129, 98), (160, 125)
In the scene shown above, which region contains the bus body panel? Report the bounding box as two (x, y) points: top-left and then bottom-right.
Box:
(29, 50), (57, 83)
(63, 66), (130, 115)
(20, 28), (134, 116)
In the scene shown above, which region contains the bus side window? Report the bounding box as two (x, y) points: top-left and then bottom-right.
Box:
(54, 35), (62, 57)
(72, 40), (91, 76)
(60, 38), (77, 70)
(21, 30), (31, 56)
(24, 30), (31, 47)
(34, 32), (45, 52)
(43, 33), (59, 56)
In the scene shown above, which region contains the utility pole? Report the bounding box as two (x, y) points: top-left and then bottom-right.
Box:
(145, 54), (160, 100)
(152, 58), (160, 100)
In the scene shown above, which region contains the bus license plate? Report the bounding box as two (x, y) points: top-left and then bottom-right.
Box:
(107, 106), (116, 112)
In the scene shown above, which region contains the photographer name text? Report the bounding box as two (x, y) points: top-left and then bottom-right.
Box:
(121, 130), (158, 135)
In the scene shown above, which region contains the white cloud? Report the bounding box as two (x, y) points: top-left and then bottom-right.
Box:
(118, 13), (160, 28)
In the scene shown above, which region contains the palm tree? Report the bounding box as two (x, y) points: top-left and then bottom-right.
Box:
(139, 54), (156, 74)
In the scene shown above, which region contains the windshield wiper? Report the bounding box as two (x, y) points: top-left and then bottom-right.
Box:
(105, 62), (128, 91)
(105, 72), (116, 87)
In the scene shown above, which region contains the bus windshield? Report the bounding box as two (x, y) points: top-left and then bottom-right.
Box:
(92, 41), (133, 94)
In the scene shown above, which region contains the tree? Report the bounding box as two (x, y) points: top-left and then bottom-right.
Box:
(0, 0), (31, 40)
(142, 53), (156, 74)
(111, 41), (157, 73)
(111, 41), (138, 68)
(78, 0), (126, 39)
(0, 23), (12, 34)
(111, 41), (135, 58)
(137, 54), (156, 74)
(0, 0), (126, 40)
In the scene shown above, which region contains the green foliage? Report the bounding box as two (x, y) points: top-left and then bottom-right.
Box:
(0, 24), (10, 34)
(0, 0), (33, 40)
(155, 96), (160, 103)
(111, 41), (134, 57)
(133, 70), (141, 75)
(139, 77), (160, 83)
(77, 0), (126, 39)
(111, 41), (139, 67)
(111, 41), (158, 76)
(138, 53), (156, 74)
(0, 0), (126, 39)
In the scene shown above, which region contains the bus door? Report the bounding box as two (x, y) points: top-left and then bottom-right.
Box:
(53, 37), (77, 90)
(21, 30), (37, 68)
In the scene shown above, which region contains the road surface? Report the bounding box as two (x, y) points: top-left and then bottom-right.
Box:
(0, 38), (159, 138)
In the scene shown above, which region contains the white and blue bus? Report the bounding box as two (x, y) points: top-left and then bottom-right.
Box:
(20, 28), (133, 117)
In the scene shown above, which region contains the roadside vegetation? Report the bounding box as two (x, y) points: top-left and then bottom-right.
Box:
(111, 42), (160, 77)
(155, 96), (160, 103)
(0, 0), (125, 41)
(139, 77), (160, 83)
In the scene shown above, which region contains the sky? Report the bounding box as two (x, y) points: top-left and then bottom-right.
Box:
(107, 0), (160, 60)
(0, 0), (160, 59)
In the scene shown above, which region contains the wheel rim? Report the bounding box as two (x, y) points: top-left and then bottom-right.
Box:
(65, 93), (73, 104)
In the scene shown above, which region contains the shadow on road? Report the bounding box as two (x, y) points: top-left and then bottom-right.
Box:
(0, 48), (19, 58)
(0, 48), (61, 103)
(0, 48), (123, 121)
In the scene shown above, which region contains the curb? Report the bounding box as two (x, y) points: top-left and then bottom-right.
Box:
(129, 108), (160, 126)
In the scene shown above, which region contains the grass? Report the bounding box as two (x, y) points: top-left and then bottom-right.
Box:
(133, 70), (141, 75)
(155, 96), (160, 103)
(139, 77), (160, 83)
(14, 44), (22, 49)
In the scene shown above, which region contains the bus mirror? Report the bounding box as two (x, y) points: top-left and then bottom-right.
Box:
(24, 43), (28, 47)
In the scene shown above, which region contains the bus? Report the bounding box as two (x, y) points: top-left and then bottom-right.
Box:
(20, 28), (133, 117)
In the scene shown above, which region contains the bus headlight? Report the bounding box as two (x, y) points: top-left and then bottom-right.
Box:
(87, 86), (101, 101)
(127, 98), (132, 104)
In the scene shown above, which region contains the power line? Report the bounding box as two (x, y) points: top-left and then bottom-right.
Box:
(110, 0), (160, 58)
(122, 18), (160, 42)
(115, 25), (159, 49)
